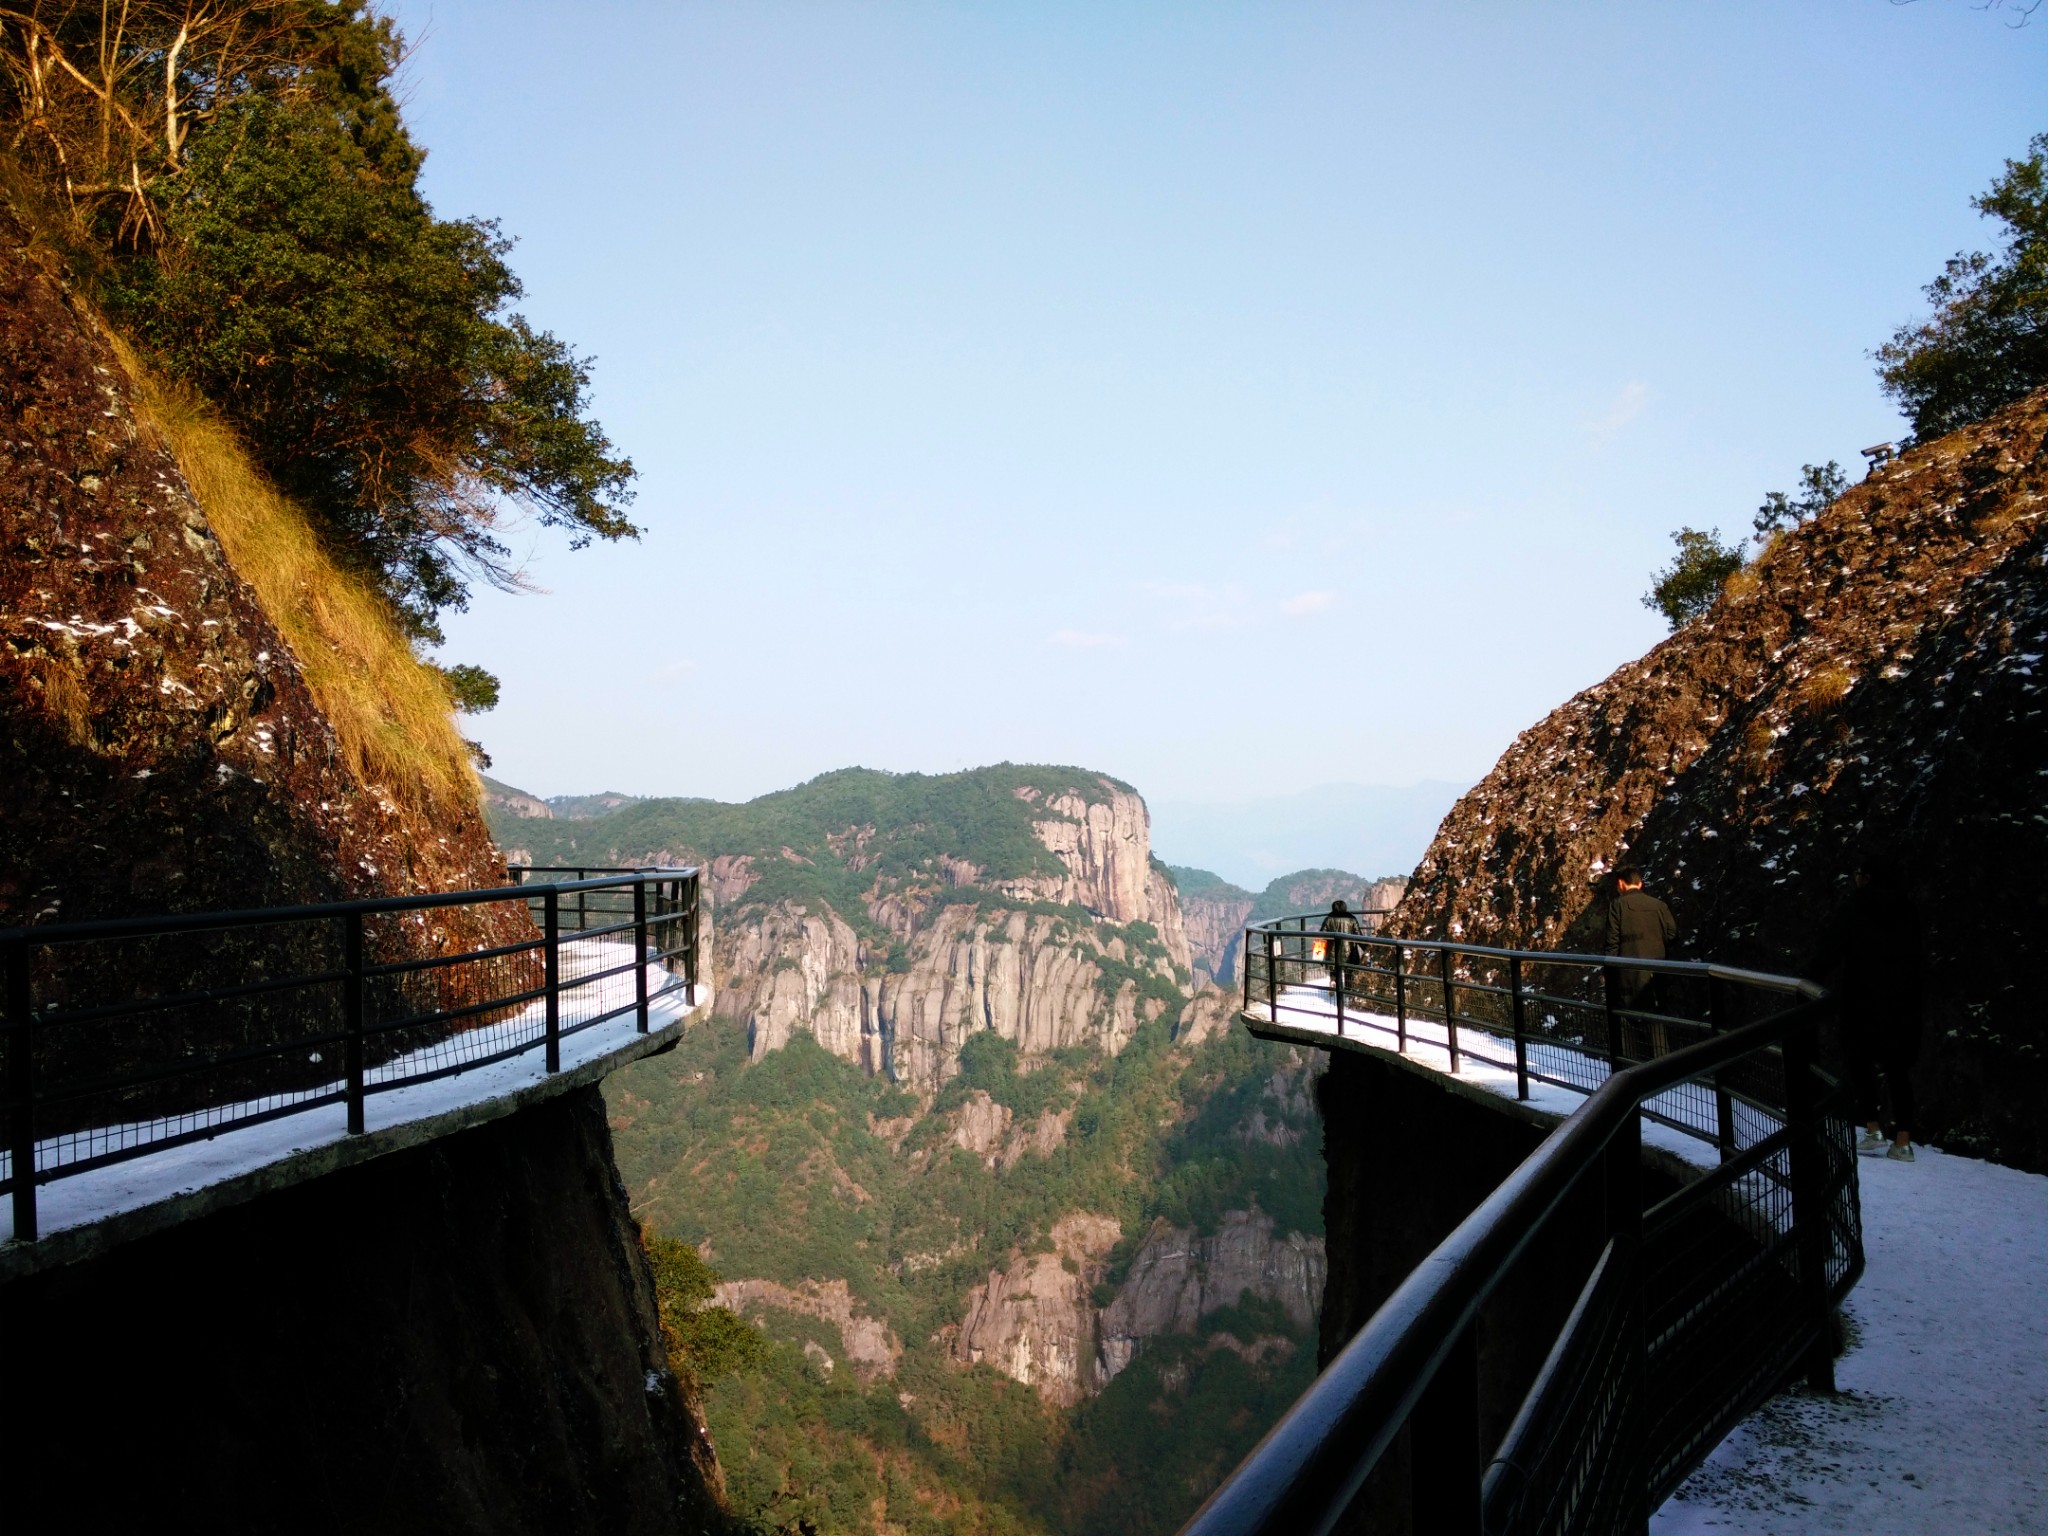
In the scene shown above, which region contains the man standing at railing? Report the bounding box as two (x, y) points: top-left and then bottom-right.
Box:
(1606, 865), (1678, 1055)
(1319, 899), (1363, 1001)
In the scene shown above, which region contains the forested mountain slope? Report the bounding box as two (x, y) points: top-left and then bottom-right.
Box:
(491, 768), (1331, 1534)
(497, 765), (1194, 1089)
(1394, 389), (2048, 1169)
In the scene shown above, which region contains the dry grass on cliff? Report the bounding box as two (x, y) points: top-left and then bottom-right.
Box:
(106, 334), (478, 812)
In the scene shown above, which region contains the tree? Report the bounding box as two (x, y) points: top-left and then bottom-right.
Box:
(1, 2), (637, 638)
(1876, 132), (2048, 440)
(1644, 528), (1743, 631)
(1753, 461), (1848, 544)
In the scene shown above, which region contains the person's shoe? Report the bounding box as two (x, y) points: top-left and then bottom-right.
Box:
(1886, 1142), (1916, 1162)
(1857, 1130), (1886, 1154)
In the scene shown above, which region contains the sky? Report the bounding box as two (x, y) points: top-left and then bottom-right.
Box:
(382, 0), (2045, 813)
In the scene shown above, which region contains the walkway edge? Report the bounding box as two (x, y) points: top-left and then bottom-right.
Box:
(0, 1002), (699, 1286)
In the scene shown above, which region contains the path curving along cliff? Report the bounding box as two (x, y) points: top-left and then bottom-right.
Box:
(1395, 388), (2048, 1168)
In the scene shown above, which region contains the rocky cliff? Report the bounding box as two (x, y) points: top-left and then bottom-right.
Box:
(0, 205), (511, 931)
(7, 1086), (734, 1536)
(1395, 390), (2048, 1167)
(493, 767), (1195, 1092)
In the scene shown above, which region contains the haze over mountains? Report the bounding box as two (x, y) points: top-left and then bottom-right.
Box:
(1146, 781), (1465, 890)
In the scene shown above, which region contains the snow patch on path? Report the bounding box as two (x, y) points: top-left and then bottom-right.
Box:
(1653, 1145), (2048, 1534)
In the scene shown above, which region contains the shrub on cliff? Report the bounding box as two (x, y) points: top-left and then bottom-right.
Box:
(0, 1), (635, 639)
(642, 1227), (770, 1393)
(1877, 131), (2048, 441)
(1644, 527), (1744, 631)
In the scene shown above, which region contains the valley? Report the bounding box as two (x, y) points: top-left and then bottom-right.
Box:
(486, 765), (1378, 1534)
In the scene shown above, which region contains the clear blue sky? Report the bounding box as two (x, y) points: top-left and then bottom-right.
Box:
(381, 0), (2044, 807)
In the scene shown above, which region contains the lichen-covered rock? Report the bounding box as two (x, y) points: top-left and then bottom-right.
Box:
(1395, 389), (2048, 1168)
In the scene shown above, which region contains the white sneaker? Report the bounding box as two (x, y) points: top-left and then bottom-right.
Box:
(1886, 1142), (1916, 1163)
(1857, 1130), (1886, 1154)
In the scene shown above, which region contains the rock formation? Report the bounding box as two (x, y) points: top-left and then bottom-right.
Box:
(1395, 389), (2048, 1168)
(0, 206), (510, 929)
(499, 770), (1198, 1091)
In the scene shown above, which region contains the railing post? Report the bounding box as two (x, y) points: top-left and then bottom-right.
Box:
(1409, 1323), (1481, 1534)
(575, 873), (587, 935)
(1604, 1106), (1650, 1533)
(343, 911), (366, 1135)
(686, 873), (701, 995)
(1782, 1016), (1838, 1393)
(1510, 954), (1529, 1100)
(1603, 963), (1622, 1071)
(634, 875), (650, 1034)
(544, 887), (562, 1074)
(7, 936), (37, 1243)
(1708, 975), (1737, 1160)
(1334, 931), (1346, 1039)
(1393, 941), (1408, 1052)
(1440, 948), (1461, 1072)
(1242, 928), (1253, 1019)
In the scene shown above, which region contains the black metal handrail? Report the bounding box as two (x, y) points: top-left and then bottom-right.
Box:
(2, 867), (700, 1243)
(1184, 917), (1862, 1536)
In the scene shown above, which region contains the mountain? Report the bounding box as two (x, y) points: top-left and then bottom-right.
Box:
(487, 766), (1330, 1534)
(1169, 866), (1408, 987)
(1395, 388), (2048, 1170)
(1146, 781), (1465, 891)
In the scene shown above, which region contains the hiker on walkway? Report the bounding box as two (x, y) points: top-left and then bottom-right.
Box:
(1605, 865), (1677, 1056)
(1319, 899), (1363, 1001)
(1814, 856), (1924, 1163)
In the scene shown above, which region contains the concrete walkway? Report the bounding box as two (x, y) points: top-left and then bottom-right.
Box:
(1653, 1143), (2048, 1534)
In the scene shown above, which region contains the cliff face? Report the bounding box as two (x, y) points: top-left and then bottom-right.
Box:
(0, 210), (510, 929)
(512, 770), (1197, 1092)
(1179, 884), (1256, 988)
(1396, 390), (2048, 1167)
(6, 1087), (733, 1536)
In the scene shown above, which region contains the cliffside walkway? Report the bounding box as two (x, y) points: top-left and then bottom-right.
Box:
(1180, 917), (1863, 1536)
(0, 868), (706, 1280)
(1655, 1142), (2047, 1534)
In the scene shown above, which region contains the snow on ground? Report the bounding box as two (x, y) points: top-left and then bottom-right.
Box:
(1653, 1144), (2048, 1534)
(1, 941), (708, 1246)
(1257, 982), (2048, 1531)
(1250, 984), (1735, 1168)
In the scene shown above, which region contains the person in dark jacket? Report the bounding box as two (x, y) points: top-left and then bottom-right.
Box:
(1605, 866), (1678, 1056)
(1813, 856), (1924, 1162)
(1319, 899), (1363, 1001)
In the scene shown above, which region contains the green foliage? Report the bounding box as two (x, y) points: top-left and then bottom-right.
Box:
(609, 1006), (1327, 1535)
(1246, 869), (1391, 926)
(643, 1227), (772, 1390)
(435, 663), (501, 714)
(1644, 527), (1744, 631)
(1877, 132), (2048, 441)
(490, 763), (1150, 958)
(69, 4), (635, 638)
(1164, 866), (1253, 903)
(1751, 462), (1848, 544)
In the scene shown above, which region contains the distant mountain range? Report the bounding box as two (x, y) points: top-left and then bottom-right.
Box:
(1146, 781), (1468, 890)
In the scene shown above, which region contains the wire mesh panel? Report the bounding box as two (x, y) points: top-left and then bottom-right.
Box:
(1, 869), (699, 1239)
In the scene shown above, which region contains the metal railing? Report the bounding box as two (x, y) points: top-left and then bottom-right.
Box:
(1182, 917), (1863, 1536)
(2, 867), (699, 1243)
